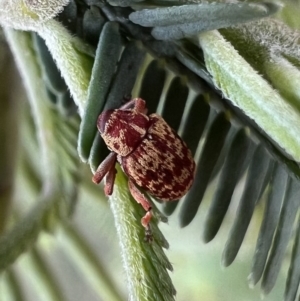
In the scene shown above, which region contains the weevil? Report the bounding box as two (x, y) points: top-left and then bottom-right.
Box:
(93, 98), (195, 239)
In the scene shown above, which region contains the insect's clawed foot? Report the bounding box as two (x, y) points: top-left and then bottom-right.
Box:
(144, 224), (153, 243)
(142, 210), (153, 243)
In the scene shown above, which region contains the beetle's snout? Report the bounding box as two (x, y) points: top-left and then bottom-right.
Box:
(97, 110), (114, 134)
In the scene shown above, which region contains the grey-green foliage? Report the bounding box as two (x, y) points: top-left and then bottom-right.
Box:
(129, 2), (279, 40)
(198, 25), (300, 163)
(3, 27), (175, 301)
(1, 29), (80, 271)
(2, 0), (300, 301)
(110, 166), (175, 301)
(220, 19), (300, 110)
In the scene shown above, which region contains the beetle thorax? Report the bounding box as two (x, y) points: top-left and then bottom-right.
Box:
(97, 109), (150, 156)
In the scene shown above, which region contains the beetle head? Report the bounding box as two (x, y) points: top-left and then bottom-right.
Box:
(98, 110), (114, 134)
(97, 109), (149, 156)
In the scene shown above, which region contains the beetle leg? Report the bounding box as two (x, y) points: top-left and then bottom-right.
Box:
(128, 180), (153, 240)
(92, 152), (117, 184)
(120, 98), (147, 115)
(128, 180), (152, 215)
(104, 165), (117, 196)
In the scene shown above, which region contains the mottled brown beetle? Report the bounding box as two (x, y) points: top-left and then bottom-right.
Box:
(92, 98), (195, 238)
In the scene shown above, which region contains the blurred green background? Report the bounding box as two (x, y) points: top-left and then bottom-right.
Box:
(1, 1), (300, 300)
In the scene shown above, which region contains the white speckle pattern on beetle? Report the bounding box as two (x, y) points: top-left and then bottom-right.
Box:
(102, 110), (148, 156)
(94, 98), (196, 237)
(120, 114), (195, 200)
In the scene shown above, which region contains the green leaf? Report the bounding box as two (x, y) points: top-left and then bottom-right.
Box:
(265, 57), (300, 112)
(109, 166), (175, 301)
(0, 187), (60, 271)
(37, 20), (94, 116)
(0, 42), (20, 233)
(58, 224), (125, 301)
(78, 21), (123, 161)
(130, 2), (278, 27)
(0, 0), (69, 30)
(220, 19), (300, 112)
(198, 30), (300, 163)
(129, 2), (279, 40)
(2, 28), (81, 270)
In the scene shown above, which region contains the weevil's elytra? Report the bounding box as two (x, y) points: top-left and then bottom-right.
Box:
(92, 98), (196, 239)
(121, 115), (194, 200)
